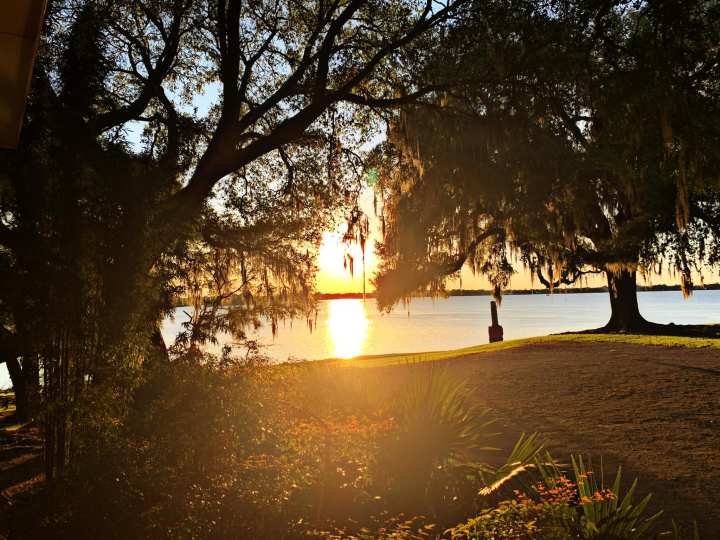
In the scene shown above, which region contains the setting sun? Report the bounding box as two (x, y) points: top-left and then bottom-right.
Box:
(316, 230), (378, 293)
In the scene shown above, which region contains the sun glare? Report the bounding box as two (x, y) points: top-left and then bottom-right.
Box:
(316, 228), (380, 293)
(327, 299), (369, 358)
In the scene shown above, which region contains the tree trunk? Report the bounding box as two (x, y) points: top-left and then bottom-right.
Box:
(604, 268), (648, 332)
(5, 357), (31, 421)
(149, 323), (170, 365)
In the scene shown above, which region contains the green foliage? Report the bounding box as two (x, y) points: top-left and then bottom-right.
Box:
(570, 456), (662, 539)
(30, 358), (309, 538)
(384, 369), (498, 470)
(670, 521), (701, 540)
(449, 456), (674, 540)
(375, 369), (498, 515)
(448, 498), (578, 540)
(372, 0), (720, 327)
(11, 355), (701, 539)
(11, 362), (537, 539)
(1, 0), (467, 479)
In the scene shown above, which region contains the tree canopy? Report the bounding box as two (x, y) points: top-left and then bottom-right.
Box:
(0, 0), (466, 475)
(373, 0), (720, 331)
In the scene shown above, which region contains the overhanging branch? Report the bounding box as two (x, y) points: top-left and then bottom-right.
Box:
(535, 266), (602, 289)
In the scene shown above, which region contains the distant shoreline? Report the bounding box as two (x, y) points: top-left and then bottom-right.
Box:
(316, 283), (720, 300)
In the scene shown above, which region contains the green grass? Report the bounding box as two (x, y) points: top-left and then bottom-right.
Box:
(332, 333), (720, 369)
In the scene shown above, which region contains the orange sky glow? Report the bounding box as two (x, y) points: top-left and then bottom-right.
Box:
(315, 188), (719, 294)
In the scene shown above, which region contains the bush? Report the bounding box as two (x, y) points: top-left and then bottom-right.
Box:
(448, 457), (696, 540)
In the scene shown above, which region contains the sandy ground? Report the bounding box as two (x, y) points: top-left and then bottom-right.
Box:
(372, 341), (720, 536)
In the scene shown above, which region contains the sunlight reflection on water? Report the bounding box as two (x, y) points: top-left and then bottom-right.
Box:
(327, 299), (369, 358)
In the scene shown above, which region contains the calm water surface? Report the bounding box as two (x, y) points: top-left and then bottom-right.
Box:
(2, 291), (719, 387)
(164, 290), (720, 361)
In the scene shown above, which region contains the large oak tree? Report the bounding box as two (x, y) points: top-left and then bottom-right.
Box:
(373, 0), (720, 332)
(0, 0), (464, 474)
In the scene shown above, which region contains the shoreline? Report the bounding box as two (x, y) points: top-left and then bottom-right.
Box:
(316, 283), (720, 300)
(334, 332), (720, 368)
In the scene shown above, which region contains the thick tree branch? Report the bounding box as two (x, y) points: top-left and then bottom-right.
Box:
(442, 226), (505, 276)
(160, 0), (467, 249)
(229, 0), (359, 137)
(237, 26), (278, 105)
(0, 326), (19, 361)
(335, 86), (446, 107)
(550, 95), (589, 149)
(375, 225), (504, 308)
(93, 2), (187, 132)
(336, 0), (457, 94)
(219, 0), (243, 117)
(277, 146), (295, 193)
(535, 266), (602, 289)
(314, 0), (365, 96)
(156, 86), (181, 170)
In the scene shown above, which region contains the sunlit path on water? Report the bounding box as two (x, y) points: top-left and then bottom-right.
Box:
(326, 299), (369, 358)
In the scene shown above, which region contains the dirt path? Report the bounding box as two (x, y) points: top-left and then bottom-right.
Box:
(431, 341), (720, 535)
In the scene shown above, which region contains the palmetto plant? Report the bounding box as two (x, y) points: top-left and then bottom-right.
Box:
(476, 433), (550, 498)
(393, 369), (498, 467)
(376, 369), (546, 519)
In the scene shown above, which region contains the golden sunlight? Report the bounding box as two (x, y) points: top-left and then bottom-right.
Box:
(326, 299), (369, 358)
(315, 188), (380, 293)
(316, 231), (376, 293)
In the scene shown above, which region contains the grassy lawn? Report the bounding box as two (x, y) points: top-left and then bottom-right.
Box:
(335, 332), (720, 368)
(315, 332), (720, 533)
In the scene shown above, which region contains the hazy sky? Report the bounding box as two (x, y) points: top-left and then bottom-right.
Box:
(124, 89), (716, 294)
(315, 187), (720, 294)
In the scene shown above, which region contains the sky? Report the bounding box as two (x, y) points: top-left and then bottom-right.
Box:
(125, 80), (717, 295)
(315, 188), (720, 294)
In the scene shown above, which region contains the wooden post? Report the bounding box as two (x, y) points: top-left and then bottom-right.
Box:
(490, 301), (499, 326)
(488, 300), (503, 342)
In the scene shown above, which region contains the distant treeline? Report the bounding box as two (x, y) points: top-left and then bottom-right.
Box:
(316, 283), (720, 300)
(173, 284), (720, 306)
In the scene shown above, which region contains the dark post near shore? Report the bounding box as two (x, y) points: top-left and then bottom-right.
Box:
(488, 301), (503, 343)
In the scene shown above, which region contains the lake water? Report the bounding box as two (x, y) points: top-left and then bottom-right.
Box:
(2, 290), (719, 388)
(161, 290), (720, 361)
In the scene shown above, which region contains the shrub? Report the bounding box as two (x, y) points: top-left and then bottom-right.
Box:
(448, 457), (695, 540)
(374, 369), (498, 516)
(12, 362), (700, 540)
